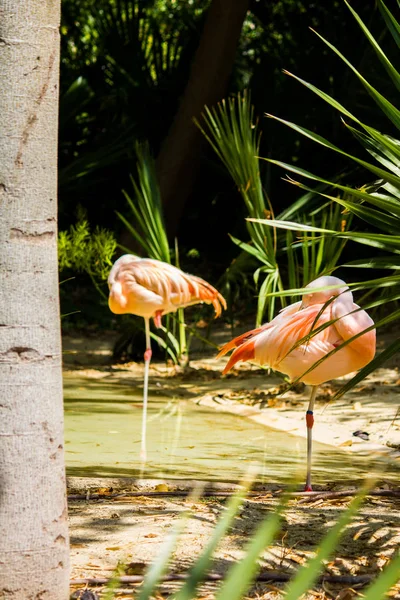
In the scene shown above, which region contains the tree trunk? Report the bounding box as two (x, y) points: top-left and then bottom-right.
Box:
(157, 0), (250, 239)
(0, 1), (70, 598)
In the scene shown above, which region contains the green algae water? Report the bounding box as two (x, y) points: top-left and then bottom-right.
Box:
(64, 375), (398, 484)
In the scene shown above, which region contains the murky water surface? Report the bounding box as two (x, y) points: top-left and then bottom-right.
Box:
(64, 375), (399, 484)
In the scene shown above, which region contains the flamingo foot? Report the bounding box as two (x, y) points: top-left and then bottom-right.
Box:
(144, 348), (152, 362)
(153, 311), (163, 328)
(304, 484), (313, 492)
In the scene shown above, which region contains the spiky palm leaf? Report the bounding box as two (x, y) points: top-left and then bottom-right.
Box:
(197, 92), (284, 324)
(198, 93), (352, 324)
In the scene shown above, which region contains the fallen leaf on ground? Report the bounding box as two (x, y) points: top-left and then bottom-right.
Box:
(155, 483), (169, 492)
(97, 487), (113, 495)
(287, 552), (305, 565)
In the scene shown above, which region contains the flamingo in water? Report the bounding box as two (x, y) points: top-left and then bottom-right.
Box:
(217, 276), (376, 491)
(108, 254), (226, 462)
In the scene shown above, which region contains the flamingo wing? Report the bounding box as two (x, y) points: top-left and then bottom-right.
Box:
(276, 298), (376, 384)
(134, 260), (226, 316)
(218, 300), (303, 373)
(332, 300), (376, 365)
(254, 302), (332, 366)
(216, 325), (267, 359)
(109, 255), (226, 318)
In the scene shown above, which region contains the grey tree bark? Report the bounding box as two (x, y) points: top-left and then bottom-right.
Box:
(0, 1), (70, 598)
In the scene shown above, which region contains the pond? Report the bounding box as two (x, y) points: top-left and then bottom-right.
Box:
(64, 375), (399, 485)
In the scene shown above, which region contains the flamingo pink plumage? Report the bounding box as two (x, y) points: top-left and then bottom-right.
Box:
(217, 275), (376, 490)
(108, 254), (226, 461)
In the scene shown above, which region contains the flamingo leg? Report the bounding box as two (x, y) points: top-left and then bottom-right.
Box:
(153, 310), (163, 328)
(305, 386), (318, 492)
(141, 317), (152, 463)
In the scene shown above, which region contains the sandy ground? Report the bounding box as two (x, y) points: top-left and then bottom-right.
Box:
(64, 326), (400, 599)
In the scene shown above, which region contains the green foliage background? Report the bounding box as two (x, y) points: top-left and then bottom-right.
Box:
(59, 1), (395, 260)
(58, 0), (399, 335)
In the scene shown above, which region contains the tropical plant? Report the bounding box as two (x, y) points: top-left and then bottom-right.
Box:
(58, 213), (118, 325)
(197, 93), (284, 325)
(117, 143), (171, 264)
(198, 93), (352, 325)
(58, 211), (117, 292)
(249, 0), (400, 396)
(110, 143), (185, 363)
(59, 1), (387, 272)
(58, 0), (207, 229)
(115, 142), (220, 365)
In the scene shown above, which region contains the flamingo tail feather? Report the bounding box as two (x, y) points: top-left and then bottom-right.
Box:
(222, 340), (256, 374)
(217, 326), (265, 359)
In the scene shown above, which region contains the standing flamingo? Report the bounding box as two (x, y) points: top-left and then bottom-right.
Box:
(108, 254), (226, 462)
(217, 276), (376, 491)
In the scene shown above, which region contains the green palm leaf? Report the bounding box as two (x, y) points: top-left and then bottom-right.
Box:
(378, 0), (400, 48)
(310, 27), (400, 129)
(197, 93), (288, 323)
(344, 0), (400, 92)
(266, 114), (400, 188)
(264, 159), (400, 217)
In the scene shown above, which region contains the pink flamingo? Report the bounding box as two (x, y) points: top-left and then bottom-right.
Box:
(108, 254), (226, 461)
(217, 276), (376, 491)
